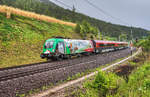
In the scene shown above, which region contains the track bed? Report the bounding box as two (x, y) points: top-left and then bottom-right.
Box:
(0, 48), (133, 97)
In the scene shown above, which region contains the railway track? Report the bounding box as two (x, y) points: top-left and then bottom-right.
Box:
(0, 48), (134, 97)
(0, 60), (96, 82)
(0, 49), (122, 82)
(0, 52), (99, 82)
(0, 48), (118, 71)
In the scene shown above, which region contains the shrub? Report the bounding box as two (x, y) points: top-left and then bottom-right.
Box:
(80, 71), (124, 97)
(142, 79), (150, 90)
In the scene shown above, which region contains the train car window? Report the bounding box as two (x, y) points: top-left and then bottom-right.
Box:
(107, 44), (110, 46)
(99, 44), (105, 46)
(99, 43), (115, 47)
(109, 44), (115, 46)
(118, 44), (124, 46)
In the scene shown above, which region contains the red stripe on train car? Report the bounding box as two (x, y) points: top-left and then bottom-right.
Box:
(84, 48), (94, 52)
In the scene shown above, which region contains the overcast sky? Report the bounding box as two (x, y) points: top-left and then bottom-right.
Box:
(50, 0), (150, 30)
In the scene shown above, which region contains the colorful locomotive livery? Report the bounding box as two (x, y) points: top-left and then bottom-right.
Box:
(40, 38), (128, 60)
(64, 39), (93, 54)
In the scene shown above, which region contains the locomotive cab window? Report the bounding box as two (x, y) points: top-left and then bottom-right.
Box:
(45, 41), (54, 49)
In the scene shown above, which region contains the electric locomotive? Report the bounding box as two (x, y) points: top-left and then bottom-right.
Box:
(40, 38), (128, 60)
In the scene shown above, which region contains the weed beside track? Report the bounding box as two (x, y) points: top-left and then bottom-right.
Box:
(0, 48), (131, 97)
(72, 50), (150, 97)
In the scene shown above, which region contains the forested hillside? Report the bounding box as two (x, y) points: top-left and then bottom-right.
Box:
(0, 0), (149, 39)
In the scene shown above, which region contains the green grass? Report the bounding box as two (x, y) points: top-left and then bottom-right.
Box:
(76, 53), (150, 97)
(113, 62), (150, 97)
(76, 71), (124, 97)
(0, 12), (118, 68)
(0, 13), (81, 68)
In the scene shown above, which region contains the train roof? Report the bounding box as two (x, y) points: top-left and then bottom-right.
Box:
(95, 40), (128, 44)
(45, 38), (128, 44)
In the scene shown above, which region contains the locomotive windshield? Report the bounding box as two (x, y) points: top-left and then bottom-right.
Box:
(45, 41), (54, 49)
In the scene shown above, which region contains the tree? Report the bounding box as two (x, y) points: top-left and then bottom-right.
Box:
(91, 27), (99, 37)
(141, 37), (150, 52)
(75, 23), (81, 33)
(75, 21), (99, 39)
(1, 0), (149, 39)
(119, 34), (127, 41)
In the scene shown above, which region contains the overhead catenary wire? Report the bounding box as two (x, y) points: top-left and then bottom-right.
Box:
(54, 0), (127, 25)
(52, 0), (133, 40)
(54, 0), (79, 11)
(55, 0), (72, 9)
(83, 0), (134, 41)
(83, 0), (129, 25)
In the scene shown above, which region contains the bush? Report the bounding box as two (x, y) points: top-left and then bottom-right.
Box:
(142, 79), (150, 90)
(113, 62), (150, 97)
(80, 71), (124, 97)
(135, 36), (150, 52)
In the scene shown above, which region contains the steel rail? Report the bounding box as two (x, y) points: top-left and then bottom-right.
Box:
(0, 59), (96, 82)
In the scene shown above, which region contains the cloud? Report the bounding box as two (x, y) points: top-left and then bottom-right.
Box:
(50, 0), (150, 30)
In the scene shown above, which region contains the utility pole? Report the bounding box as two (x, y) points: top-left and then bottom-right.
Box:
(103, 32), (105, 40)
(99, 27), (103, 40)
(98, 31), (101, 40)
(101, 32), (103, 40)
(130, 26), (133, 41)
(72, 5), (76, 12)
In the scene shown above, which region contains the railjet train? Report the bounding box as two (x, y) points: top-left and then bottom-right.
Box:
(40, 38), (128, 60)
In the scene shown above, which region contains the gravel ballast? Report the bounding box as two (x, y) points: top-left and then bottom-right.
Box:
(0, 49), (133, 97)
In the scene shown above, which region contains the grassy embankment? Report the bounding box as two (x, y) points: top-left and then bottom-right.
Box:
(0, 5), (117, 68)
(72, 52), (150, 97)
(0, 13), (80, 68)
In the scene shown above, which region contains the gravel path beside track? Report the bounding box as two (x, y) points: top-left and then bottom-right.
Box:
(0, 48), (133, 97)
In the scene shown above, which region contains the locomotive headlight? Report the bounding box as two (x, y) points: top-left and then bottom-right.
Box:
(44, 50), (50, 54)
